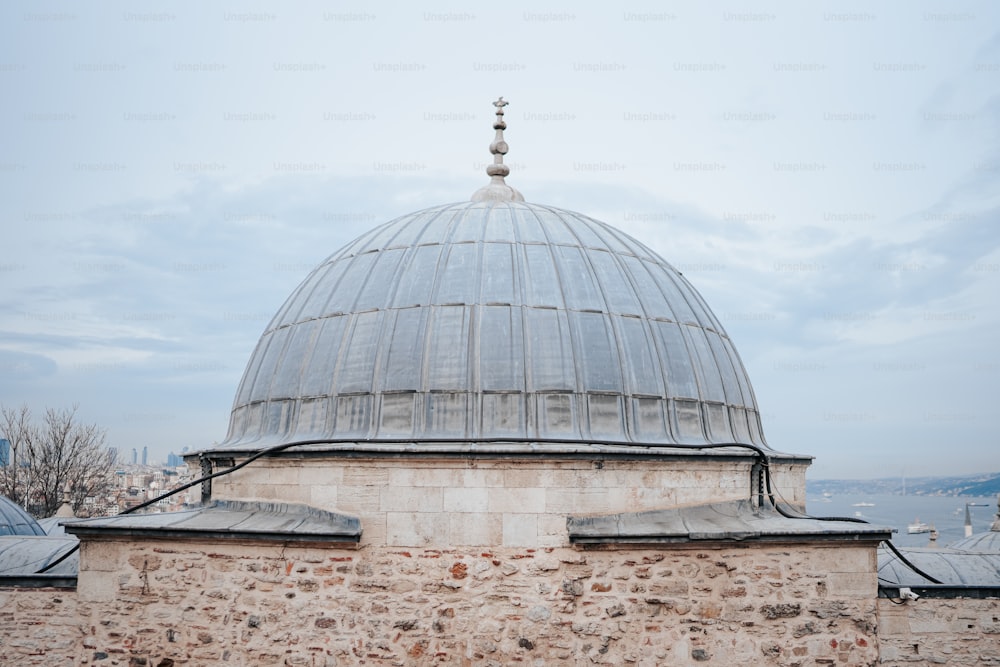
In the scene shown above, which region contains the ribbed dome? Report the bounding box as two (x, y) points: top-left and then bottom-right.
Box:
(0, 495), (45, 536)
(219, 200), (767, 452)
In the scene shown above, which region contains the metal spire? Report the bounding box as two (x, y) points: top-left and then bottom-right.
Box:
(471, 97), (525, 202)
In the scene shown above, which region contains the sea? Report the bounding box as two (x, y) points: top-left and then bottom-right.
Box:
(804, 492), (997, 548)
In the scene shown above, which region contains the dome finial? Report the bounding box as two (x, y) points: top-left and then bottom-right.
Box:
(471, 97), (525, 202)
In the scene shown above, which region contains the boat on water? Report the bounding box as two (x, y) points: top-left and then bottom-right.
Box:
(907, 518), (932, 534)
(852, 502), (875, 507)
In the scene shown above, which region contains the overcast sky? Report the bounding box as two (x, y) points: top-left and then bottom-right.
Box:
(2, 1), (998, 479)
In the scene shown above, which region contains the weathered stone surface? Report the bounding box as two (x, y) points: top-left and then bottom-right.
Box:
(0, 540), (902, 666)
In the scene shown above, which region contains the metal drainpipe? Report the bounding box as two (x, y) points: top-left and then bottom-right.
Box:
(200, 456), (212, 503)
(750, 460), (764, 509)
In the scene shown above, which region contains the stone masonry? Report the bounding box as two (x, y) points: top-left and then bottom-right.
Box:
(209, 456), (807, 548)
(1, 539), (877, 666)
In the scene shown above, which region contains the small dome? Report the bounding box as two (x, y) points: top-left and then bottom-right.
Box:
(218, 200), (767, 452)
(0, 496), (45, 536)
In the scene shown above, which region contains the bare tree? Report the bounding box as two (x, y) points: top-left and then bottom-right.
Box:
(0, 404), (37, 508)
(0, 404), (117, 517)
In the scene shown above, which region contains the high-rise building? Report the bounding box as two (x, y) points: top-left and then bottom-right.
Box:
(141, 446), (148, 466)
(131, 448), (137, 465)
(0, 438), (9, 467)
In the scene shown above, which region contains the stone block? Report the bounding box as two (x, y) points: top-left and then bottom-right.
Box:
(458, 467), (505, 487)
(442, 486), (489, 512)
(502, 513), (538, 547)
(545, 486), (610, 514)
(76, 569), (119, 602)
(299, 464), (343, 487)
(336, 485), (380, 513)
(489, 487), (545, 513)
(389, 466), (462, 488)
(342, 466), (390, 487)
(826, 572), (875, 598)
(380, 486), (443, 512)
(448, 513), (501, 546)
(386, 512), (449, 547)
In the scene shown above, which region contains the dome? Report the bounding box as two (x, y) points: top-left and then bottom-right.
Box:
(219, 199), (768, 453)
(0, 495), (45, 536)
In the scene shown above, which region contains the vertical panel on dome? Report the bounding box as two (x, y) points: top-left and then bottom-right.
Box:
(651, 321), (699, 399)
(620, 255), (678, 321)
(248, 327), (292, 402)
(555, 246), (604, 311)
(525, 308), (576, 391)
(245, 402), (265, 440)
(747, 409), (765, 445)
(435, 242), (479, 305)
(511, 205), (548, 243)
(481, 242), (517, 305)
(538, 209), (579, 245)
(353, 247), (406, 311)
(481, 393), (525, 436)
(645, 261), (699, 325)
(393, 244), (443, 308)
(537, 393), (577, 438)
(263, 401), (294, 440)
(451, 205), (488, 243)
(427, 306), (470, 390)
(324, 252), (376, 315)
(334, 395), (373, 437)
(273, 260), (342, 325)
(484, 204), (516, 241)
(298, 264), (351, 322)
(419, 205), (463, 244)
(684, 326), (726, 403)
(730, 406), (752, 443)
(587, 394), (625, 439)
(588, 250), (642, 315)
(632, 397), (668, 442)
(268, 319), (321, 399)
(235, 334), (271, 406)
(721, 336), (756, 409)
(706, 331), (745, 406)
(615, 315), (664, 397)
(379, 392), (416, 436)
(295, 397), (329, 437)
(571, 312), (622, 392)
(560, 211), (606, 249)
(705, 402), (734, 443)
(522, 245), (563, 308)
(425, 392), (468, 437)
(334, 311), (383, 393)
(227, 405), (249, 441)
(382, 307), (426, 391)
(673, 399), (706, 442)
(676, 275), (725, 331)
(480, 306), (524, 391)
(299, 315), (348, 397)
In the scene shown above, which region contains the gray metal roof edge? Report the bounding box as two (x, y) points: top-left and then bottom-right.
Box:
(64, 500), (362, 543)
(879, 585), (1000, 600)
(0, 575), (77, 589)
(567, 500), (892, 546)
(188, 442), (811, 464)
(63, 526), (361, 546)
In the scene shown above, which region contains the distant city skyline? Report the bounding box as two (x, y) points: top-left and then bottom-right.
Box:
(2, 2), (998, 478)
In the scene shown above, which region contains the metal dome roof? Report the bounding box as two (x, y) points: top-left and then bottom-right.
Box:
(217, 200), (768, 453)
(0, 496), (45, 537)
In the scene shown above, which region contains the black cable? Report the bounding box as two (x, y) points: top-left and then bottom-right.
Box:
(33, 435), (942, 587)
(880, 536), (943, 585)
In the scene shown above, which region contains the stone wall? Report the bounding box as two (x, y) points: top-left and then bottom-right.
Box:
(2, 538), (877, 666)
(878, 597), (1000, 665)
(210, 456), (808, 548)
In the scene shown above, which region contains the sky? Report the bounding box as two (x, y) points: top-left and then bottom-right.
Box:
(1, 1), (998, 479)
